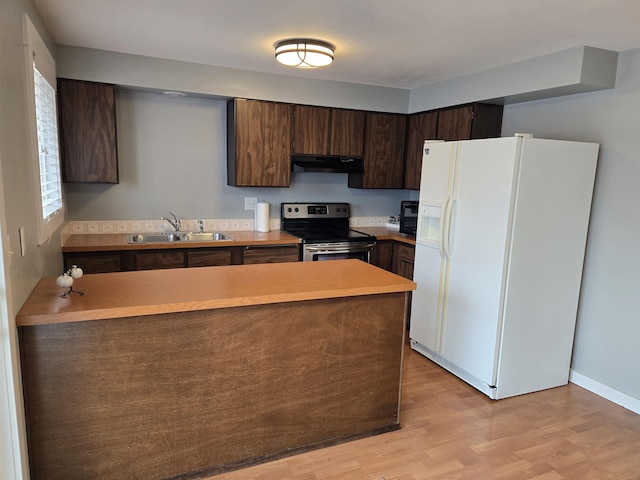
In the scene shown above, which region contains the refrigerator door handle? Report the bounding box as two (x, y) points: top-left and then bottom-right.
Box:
(443, 197), (456, 258)
(438, 197), (450, 258)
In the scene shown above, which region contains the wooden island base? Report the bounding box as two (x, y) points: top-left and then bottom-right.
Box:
(20, 292), (408, 479)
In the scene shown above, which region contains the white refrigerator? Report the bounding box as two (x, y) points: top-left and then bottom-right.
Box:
(409, 135), (599, 399)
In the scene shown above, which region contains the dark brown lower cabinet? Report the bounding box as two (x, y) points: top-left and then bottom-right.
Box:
(134, 251), (185, 270)
(242, 245), (300, 264)
(372, 240), (393, 271)
(187, 249), (235, 267)
(392, 242), (415, 280)
(63, 253), (123, 274)
(373, 240), (415, 329)
(63, 244), (301, 274)
(372, 240), (415, 280)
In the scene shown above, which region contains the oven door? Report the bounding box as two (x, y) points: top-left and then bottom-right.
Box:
(303, 241), (376, 263)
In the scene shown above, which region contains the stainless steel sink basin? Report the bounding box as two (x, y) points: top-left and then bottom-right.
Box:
(183, 232), (233, 241)
(127, 232), (233, 244)
(128, 233), (181, 243)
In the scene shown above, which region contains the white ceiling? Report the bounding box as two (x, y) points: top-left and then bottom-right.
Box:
(33, 0), (640, 90)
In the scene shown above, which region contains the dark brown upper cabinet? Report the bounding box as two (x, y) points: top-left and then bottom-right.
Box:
(403, 103), (503, 190)
(349, 112), (406, 189)
(328, 108), (365, 157)
(227, 98), (292, 187)
(293, 105), (365, 157)
(436, 103), (503, 141)
(57, 79), (118, 183)
(293, 105), (330, 155)
(404, 111), (439, 190)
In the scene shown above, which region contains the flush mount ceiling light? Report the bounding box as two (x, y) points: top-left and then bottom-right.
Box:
(274, 38), (335, 68)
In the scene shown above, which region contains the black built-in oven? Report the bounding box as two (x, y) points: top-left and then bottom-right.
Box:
(281, 203), (376, 262)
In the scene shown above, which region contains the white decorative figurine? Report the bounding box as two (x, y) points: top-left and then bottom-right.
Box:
(57, 265), (84, 298)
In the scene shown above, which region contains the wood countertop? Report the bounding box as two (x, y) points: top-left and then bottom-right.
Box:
(62, 230), (301, 252)
(17, 260), (416, 327)
(62, 229), (414, 252)
(356, 227), (416, 245)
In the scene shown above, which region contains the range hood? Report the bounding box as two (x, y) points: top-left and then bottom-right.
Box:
(292, 155), (363, 174)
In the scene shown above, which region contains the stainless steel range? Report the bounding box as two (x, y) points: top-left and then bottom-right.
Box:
(281, 202), (377, 262)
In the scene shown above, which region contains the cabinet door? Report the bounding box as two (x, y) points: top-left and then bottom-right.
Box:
(243, 245), (300, 264)
(135, 251), (185, 270)
(63, 252), (122, 274)
(392, 243), (415, 280)
(350, 112), (406, 189)
(469, 103), (503, 139)
(372, 240), (393, 271)
(437, 105), (474, 141)
(293, 105), (330, 155)
(227, 98), (292, 187)
(437, 104), (503, 142)
(404, 111), (438, 190)
(57, 79), (118, 183)
(187, 249), (233, 267)
(329, 109), (365, 157)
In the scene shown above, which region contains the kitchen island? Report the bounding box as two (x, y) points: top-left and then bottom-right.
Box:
(17, 260), (415, 480)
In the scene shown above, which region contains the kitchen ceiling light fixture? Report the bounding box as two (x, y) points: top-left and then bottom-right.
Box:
(274, 38), (335, 68)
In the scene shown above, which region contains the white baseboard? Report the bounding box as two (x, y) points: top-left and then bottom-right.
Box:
(569, 369), (640, 415)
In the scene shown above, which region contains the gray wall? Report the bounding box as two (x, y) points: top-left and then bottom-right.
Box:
(0, 1), (61, 478)
(408, 46), (618, 112)
(501, 48), (640, 403)
(65, 90), (410, 222)
(56, 46), (411, 112)
(0, 2), (62, 284)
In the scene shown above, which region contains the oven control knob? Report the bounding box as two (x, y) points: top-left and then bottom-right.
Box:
(294, 207), (299, 212)
(336, 207), (341, 212)
(287, 207), (292, 212)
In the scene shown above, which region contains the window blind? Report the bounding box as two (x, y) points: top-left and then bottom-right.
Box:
(33, 65), (62, 221)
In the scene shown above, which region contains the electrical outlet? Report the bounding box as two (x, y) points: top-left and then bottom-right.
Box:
(244, 197), (257, 211)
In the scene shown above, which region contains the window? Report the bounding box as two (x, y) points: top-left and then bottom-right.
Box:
(33, 66), (63, 222)
(24, 14), (64, 244)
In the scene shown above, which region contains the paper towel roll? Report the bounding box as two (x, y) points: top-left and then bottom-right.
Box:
(255, 201), (270, 232)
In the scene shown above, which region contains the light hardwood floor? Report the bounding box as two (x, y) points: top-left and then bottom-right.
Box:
(207, 346), (640, 480)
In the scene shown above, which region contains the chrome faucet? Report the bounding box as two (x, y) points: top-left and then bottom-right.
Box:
(197, 220), (205, 233)
(161, 211), (181, 232)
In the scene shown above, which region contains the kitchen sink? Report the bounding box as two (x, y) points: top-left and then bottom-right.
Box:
(183, 232), (233, 241)
(128, 233), (181, 243)
(127, 232), (233, 244)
